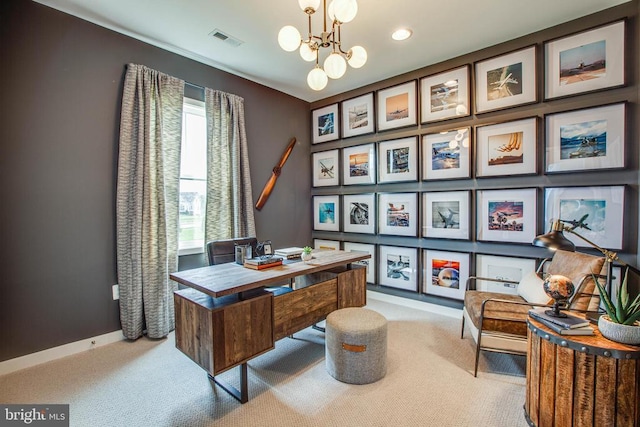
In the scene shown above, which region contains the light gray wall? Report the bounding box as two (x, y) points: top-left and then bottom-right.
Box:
(0, 1), (311, 362)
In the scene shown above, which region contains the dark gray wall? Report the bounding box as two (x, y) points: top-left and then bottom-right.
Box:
(0, 1), (311, 362)
(311, 1), (639, 304)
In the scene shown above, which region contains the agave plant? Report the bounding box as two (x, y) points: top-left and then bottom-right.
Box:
(594, 267), (640, 326)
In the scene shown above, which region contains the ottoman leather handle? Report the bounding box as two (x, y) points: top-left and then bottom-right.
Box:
(342, 343), (367, 352)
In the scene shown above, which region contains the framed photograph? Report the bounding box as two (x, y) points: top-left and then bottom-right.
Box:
(475, 117), (538, 177)
(312, 149), (339, 187)
(544, 185), (625, 250)
(545, 20), (625, 100)
(423, 250), (470, 300)
(312, 103), (339, 144)
(341, 92), (375, 138)
(422, 128), (471, 181)
(342, 143), (376, 185)
(376, 81), (417, 131)
(343, 242), (376, 284)
(378, 137), (418, 183)
(343, 193), (376, 234)
(420, 65), (470, 123)
(422, 190), (470, 240)
(545, 103), (625, 174)
(378, 193), (418, 237)
(314, 239), (340, 251)
(474, 45), (537, 113)
(379, 245), (418, 291)
(475, 254), (537, 295)
(313, 195), (340, 232)
(477, 188), (537, 244)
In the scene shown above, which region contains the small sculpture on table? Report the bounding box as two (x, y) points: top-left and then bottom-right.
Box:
(543, 274), (574, 318)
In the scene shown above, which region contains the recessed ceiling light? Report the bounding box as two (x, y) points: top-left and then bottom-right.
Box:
(392, 28), (412, 41)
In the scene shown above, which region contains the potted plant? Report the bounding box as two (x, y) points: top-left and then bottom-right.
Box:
(594, 267), (640, 345)
(301, 246), (313, 262)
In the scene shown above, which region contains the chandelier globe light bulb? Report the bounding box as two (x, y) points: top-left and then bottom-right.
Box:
(324, 53), (347, 79)
(299, 42), (317, 62)
(307, 66), (328, 90)
(333, 0), (358, 23)
(347, 45), (367, 68)
(298, 0), (321, 13)
(278, 26), (301, 52)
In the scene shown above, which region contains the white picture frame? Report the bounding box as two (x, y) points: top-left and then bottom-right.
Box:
(342, 143), (376, 185)
(343, 242), (376, 284)
(312, 103), (339, 144)
(313, 239), (341, 251)
(474, 45), (537, 113)
(423, 249), (470, 300)
(422, 128), (471, 181)
(477, 188), (538, 244)
(544, 185), (625, 250)
(379, 245), (418, 291)
(422, 190), (470, 240)
(312, 149), (339, 187)
(376, 81), (417, 131)
(475, 254), (537, 295)
(343, 193), (376, 234)
(420, 65), (470, 123)
(341, 92), (375, 137)
(313, 195), (340, 232)
(378, 192), (418, 237)
(475, 117), (538, 178)
(378, 137), (418, 183)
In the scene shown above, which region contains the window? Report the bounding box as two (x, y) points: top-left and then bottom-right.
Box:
(179, 98), (207, 254)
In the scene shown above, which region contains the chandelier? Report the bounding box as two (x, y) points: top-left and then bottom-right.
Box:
(278, 0), (367, 91)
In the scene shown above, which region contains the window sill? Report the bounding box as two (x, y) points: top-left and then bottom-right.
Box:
(178, 246), (204, 256)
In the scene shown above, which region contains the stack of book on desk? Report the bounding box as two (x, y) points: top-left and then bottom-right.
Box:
(274, 247), (304, 260)
(528, 307), (595, 335)
(243, 256), (284, 270)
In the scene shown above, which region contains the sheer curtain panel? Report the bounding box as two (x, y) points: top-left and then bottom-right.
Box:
(204, 89), (256, 242)
(116, 64), (184, 340)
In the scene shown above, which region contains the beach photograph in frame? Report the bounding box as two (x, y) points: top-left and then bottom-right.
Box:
(379, 245), (417, 291)
(314, 239), (341, 251)
(313, 195), (340, 231)
(376, 81), (417, 131)
(312, 103), (339, 144)
(342, 143), (376, 185)
(342, 193), (376, 234)
(477, 188), (537, 244)
(423, 249), (469, 300)
(312, 149), (339, 187)
(420, 65), (470, 123)
(475, 117), (538, 178)
(422, 128), (471, 181)
(474, 45), (537, 113)
(422, 190), (470, 240)
(378, 192), (417, 237)
(378, 137), (418, 183)
(545, 20), (625, 99)
(475, 254), (537, 295)
(545, 103), (625, 173)
(341, 92), (375, 137)
(343, 242), (376, 284)
(544, 185), (625, 250)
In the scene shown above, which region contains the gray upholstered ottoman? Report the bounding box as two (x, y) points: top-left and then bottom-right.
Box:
(325, 307), (388, 384)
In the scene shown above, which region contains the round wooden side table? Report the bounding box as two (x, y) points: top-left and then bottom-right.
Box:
(525, 317), (640, 427)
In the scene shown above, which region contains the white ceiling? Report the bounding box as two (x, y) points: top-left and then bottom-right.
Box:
(34, 0), (630, 103)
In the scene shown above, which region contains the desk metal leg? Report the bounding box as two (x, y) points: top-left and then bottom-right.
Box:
(208, 362), (248, 404)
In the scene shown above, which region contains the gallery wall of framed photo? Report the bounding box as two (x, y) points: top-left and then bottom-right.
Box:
(308, 2), (639, 307)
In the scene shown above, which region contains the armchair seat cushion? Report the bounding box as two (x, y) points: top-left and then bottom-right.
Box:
(464, 291), (531, 337)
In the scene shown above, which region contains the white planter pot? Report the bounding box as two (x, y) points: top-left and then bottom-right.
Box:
(598, 315), (640, 345)
(301, 252), (313, 262)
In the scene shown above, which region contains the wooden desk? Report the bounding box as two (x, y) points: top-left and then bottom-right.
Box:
(525, 317), (640, 427)
(170, 250), (370, 403)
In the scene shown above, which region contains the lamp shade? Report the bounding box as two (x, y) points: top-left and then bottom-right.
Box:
(298, 0), (321, 13)
(333, 0), (358, 23)
(299, 41), (317, 62)
(307, 66), (328, 90)
(532, 230), (576, 251)
(324, 52), (347, 79)
(278, 26), (301, 52)
(347, 46), (367, 68)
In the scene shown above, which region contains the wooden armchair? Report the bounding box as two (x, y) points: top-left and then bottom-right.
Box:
(461, 250), (605, 376)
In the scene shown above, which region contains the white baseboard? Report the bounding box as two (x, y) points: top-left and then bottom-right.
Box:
(367, 290), (462, 319)
(0, 330), (125, 376)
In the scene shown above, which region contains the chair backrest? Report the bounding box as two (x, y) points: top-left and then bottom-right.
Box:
(544, 250), (606, 312)
(206, 237), (258, 265)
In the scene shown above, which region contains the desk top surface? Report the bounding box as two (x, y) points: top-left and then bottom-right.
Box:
(170, 250), (370, 298)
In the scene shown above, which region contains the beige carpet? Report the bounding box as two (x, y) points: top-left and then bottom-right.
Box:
(0, 297), (528, 427)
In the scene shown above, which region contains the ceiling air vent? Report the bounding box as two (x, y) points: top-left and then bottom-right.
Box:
(209, 29), (244, 47)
